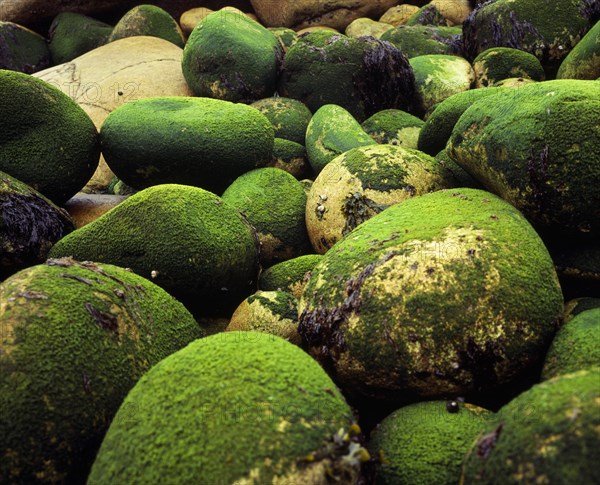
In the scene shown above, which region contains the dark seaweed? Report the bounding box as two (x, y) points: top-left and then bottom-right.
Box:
(85, 302), (118, 333)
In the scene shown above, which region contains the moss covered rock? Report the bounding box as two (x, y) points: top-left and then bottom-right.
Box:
(0, 171), (74, 280)
(88, 332), (366, 484)
(182, 10), (282, 103)
(380, 25), (462, 59)
(299, 188), (563, 403)
(462, 368), (600, 484)
(222, 168), (310, 267)
(259, 254), (323, 299)
(0, 70), (100, 204)
(557, 18), (600, 80)
(435, 149), (483, 189)
(100, 96), (274, 194)
(361, 109), (424, 148)
(250, 97), (312, 145)
(279, 31), (416, 121)
(305, 104), (376, 175)
(48, 184), (259, 316)
(306, 144), (456, 254)
(491, 76), (537, 88)
(48, 12), (112, 64)
(269, 27), (298, 52)
(370, 401), (491, 485)
(405, 3), (449, 27)
(108, 4), (184, 47)
(0, 258), (202, 483)
(269, 138), (310, 179)
(473, 47), (545, 88)
(0, 21), (51, 73)
(447, 80), (600, 238)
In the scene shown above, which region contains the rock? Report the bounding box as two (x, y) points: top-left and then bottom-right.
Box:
(87, 332), (365, 483)
(490, 76), (537, 88)
(361, 109), (425, 148)
(405, 4), (450, 27)
(295, 26), (340, 35)
(179, 7), (214, 34)
(0, 171), (74, 280)
(221, 168), (310, 267)
(0, 21), (51, 73)
(108, 4), (185, 47)
(182, 10), (282, 103)
(462, 368), (600, 484)
(473, 47), (545, 88)
(305, 104), (376, 175)
(557, 18), (600, 80)
(226, 290), (301, 344)
(298, 188), (563, 403)
(250, 0), (400, 31)
(369, 401), (491, 485)
(48, 184), (259, 317)
(269, 27), (298, 52)
(48, 12), (112, 64)
(409, 54), (475, 116)
(549, 240), (600, 300)
(278, 31), (416, 121)
(430, 0), (472, 25)
(34, 36), (192, 193)
(63, 193), (128, 228)
(380, 25), (462, 58)
(563, 297), (600, 321)
(305, 144), (456, 254)
(100, 96), (273, 194)
(0, 258), (202, 484)
(447, 80), (600, 238)
(345, 18), (394, 39)
(435, 149), (483, 189)
(259, 254), (323, 299)
(269, 138), (311, 179)
(0, 69), (99, 204)
(250, 97), (312, 144)
(379, 4), (421, 26)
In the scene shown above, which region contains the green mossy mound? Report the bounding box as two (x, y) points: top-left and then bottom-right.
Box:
(491, 76), (537, 87)
(100, 96), (274, 194)
(222, 168), (310, 267)
(306, 144), (456, 254)
(462, 368), (600, 484)
(305, 104), (376, 175)
(435, 149), (484, 189)
(541, 308), (600, 379)
(557, 18), (600, 80)
(0, 170), (74, 280)
(226, 290), (300, 344)
(299, 188), (563, 403)
(361, 109), (424, 148)
(473, 47), (545, 88)
(447, 80), (600, 238)
(370, 401), (492, 485)
(88, 332), (366, 484)
(269, 138), (310, 179)
(259, 254), (323, 299)
(250, 97), (312, 144)
(182, 10), (282, 103)
(279, 31), (416, 121)
(405, 4), (449, 27)
(48, 12), (112, 64)
(0, 21), (51, 73)
(269, 27), (298, 52)
(48, 184), (259, 316)
(108, 4), (184, 47)
(380, 25), (462, 58)
(0, 70), (100, 204)
(0, 258), (202, 484)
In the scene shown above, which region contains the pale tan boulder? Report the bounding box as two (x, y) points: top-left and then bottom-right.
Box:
(430, 0), (471, 26)
(64, 193), (129, 228)
(379, 4), (421, 26)
(345, 18), (394, 39)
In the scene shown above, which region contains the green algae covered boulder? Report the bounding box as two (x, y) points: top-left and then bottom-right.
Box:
(370, 401), (492, 485)
(473, 47), (545, 88)
(405, 3), (448, 27)
(361, 109), (424, 148)
(108, 4), (184, 47)
(462, 368), (600, 484)
(557, 19), (600, 80)
(0, 258), (203, 484)
(269, 27), (298, 52)
(48, 184), (259, 316)
(250, 97), (312, 144)
(541, 308), (600, 379)
(222, 168), (310, 267)
(447, 80), (600, 238)
(380, 25), (462, 58)
(226, 290), (300, 344)
(0, 21), (51, 73)
(279, 31), (416, 121)
(182, 10), (282, 103)
(435, 149), (483, 189)
(48, 12), (112, 64)
(0, 170), (74, 280)
(306, 144), (456, 254)
(0, 70), (100, 204)
(100, 96), (274, 194)
(305, 104), (376, 175)
(88, 332), (366, 484)
(259, 254), (323, 299)
(299, 188), (563, 403)
(269, 138), (310, 179)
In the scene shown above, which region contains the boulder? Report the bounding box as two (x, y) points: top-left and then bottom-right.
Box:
(473, 47), (545, 88)
(361, 109), (425, 148)
(557, 18), (600, 80)
(250, 97), (312, 145)
(0, 21), (51, 73)
(259, 254), (323, 299)
(269, 138), (310, 179)
(380, 24), (462, 58)
(63, 193), (128, 228)
(108, 4), (185, 47)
